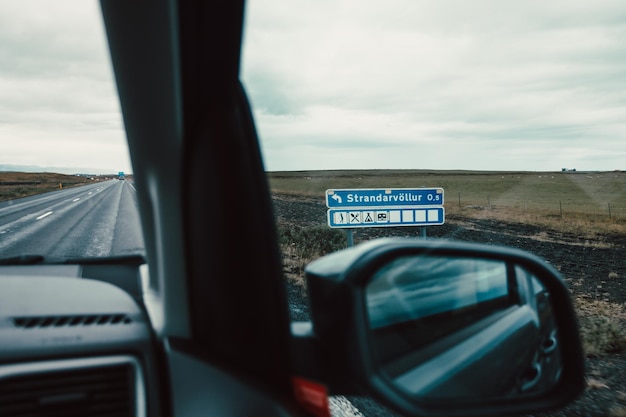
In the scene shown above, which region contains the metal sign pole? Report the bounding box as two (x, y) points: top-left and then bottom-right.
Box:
(346, 229), (354, 248)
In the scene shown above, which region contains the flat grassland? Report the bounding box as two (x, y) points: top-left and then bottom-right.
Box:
(269, 169), (626, 213)
(269, 169), (626, 236)
(0, 172), (103, 202)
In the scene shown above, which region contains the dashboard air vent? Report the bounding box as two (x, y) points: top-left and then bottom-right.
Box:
(11, 314), (132, 329)
(0, 360), (137, 417)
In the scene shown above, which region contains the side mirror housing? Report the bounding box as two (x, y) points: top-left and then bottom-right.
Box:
(295, 238), (585, 417)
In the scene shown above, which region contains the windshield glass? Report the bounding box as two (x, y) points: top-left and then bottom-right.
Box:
(242, 0), (625, 415)
(0, 1), (144, 260)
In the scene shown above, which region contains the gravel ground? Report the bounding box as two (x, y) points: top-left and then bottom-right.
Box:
(273, 193), (626, 417)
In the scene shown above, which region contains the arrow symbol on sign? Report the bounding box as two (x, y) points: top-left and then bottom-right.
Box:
(331, 194), (342, 204)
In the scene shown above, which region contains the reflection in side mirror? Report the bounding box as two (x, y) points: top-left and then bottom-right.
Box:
(366, 255), (562, 400)
(301, 238), (584, 417)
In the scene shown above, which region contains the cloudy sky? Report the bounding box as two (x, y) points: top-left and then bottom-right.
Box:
(0, 1), (624, 174)
(241, 0), (626, 171)
(0, 1), (127, 174)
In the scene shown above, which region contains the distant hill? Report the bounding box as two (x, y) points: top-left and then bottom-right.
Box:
(0, 164), (120, 176)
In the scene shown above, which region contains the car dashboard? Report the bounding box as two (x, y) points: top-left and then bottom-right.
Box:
(0, 261), (159, 417)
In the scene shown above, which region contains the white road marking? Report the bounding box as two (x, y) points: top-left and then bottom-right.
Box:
(329, 397), (364, 417)
(88, 192), (93, 195)
(36, 211), (53, 220)
(73, 198), (80, 202)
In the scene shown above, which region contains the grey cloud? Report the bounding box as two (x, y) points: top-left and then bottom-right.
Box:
(0, 1), (130, 172)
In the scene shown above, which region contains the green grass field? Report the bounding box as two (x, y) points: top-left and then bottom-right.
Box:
(269, 170), (626, 210)
(269, 169), (626, 239)
(269, 169), (626, 218)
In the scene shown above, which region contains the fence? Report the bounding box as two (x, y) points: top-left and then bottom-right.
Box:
(452, 193), (626, 220)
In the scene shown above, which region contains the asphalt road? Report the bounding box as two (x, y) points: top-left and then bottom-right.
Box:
(0, 180), (144, 260)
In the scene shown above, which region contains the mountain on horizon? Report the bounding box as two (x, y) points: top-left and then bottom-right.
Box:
(0, 164), (121, 176)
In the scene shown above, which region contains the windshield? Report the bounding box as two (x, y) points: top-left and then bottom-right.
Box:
(0, 1), (144, 260)
(241, 0), (625, 416)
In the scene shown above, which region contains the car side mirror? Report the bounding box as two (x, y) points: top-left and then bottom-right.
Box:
(293, 238), (585, 417)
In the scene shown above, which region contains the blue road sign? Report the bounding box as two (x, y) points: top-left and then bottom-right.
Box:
(327, 207), (445, 229)
(326, 188), (444, 208)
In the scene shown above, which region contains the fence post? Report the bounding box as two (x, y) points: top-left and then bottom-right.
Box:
(560, 201), (563, 216)
(458, 192), (461, 208)
(608, 203), (612, 218)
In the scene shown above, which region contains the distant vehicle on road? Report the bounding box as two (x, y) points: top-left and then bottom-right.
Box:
(118, 171), (125, 180)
